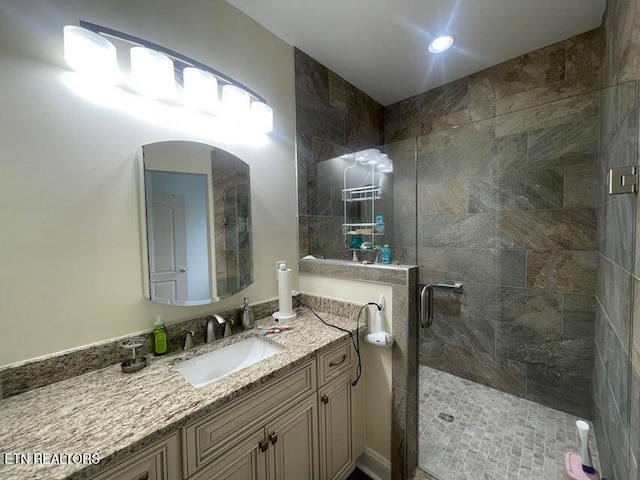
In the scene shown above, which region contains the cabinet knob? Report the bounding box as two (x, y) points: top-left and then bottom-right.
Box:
(137, 472), (149, 480)
(321, 394), (329, 404)
(179, 267), (188, 272)
(259, 439), (269, 452)
(269, 432), (278, 445)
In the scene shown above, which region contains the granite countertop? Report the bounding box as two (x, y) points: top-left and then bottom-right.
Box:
(0, 308), (362, 480)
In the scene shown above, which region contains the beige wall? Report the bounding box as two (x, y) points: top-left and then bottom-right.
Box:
(0, 0), (296, 366)
(299, 273), (393, 466)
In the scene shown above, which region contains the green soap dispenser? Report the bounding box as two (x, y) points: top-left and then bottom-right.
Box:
(152, 315), (168, 356)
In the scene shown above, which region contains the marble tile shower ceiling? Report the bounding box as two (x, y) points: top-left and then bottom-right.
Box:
(418, 366), (600, 480)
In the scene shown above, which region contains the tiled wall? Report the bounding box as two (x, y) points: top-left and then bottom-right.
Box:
(295, 48), (385, 258)
(596, 1), (640, 479)
(293, 22), (640, 477)
(414, 89), (600, 419)
(593, 81), (637, 480)
(385, 30), (601, 143)
(376, 30), (603, 418)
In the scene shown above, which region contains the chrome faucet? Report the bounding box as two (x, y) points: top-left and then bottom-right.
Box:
(183, 330), (194, 350)
(205, 316), (218, 343)
(207, 314), (232, 342)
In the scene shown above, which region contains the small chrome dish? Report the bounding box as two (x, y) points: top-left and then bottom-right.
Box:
(119, 337), (147, 373)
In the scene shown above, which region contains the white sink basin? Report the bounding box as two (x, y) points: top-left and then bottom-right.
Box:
(175, 337), (282, 388)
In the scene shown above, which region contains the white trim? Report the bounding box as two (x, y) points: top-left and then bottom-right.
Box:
(356, 447), (391, 480)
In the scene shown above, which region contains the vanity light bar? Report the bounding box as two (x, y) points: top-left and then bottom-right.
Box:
(63, 25), (120, 81)
(349, 148), (394, 172)
(62, 21), (273, 133)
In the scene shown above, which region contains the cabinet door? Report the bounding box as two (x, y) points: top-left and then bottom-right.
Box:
(183, 361), (316, 477)
(318, 373), (353, 480)
(90, 433), (181, 480)
(189, 429), (268, 480)
(266, 395), (319, 480)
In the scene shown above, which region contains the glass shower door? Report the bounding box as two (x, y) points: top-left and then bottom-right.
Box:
(410, 88), (608, 479)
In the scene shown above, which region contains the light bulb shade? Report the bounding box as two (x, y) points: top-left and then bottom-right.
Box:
(249, 101), (273, 133)
(222, 85), (251, 122)
(182, 67), (218, 111)
(356, 148), (381, 164)
(378, 159), (394, 173)
(130, 47), (175, 98)
(63, 26), (119, 80)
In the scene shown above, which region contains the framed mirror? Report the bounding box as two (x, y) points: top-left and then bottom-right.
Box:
(138, 141), (253, 306)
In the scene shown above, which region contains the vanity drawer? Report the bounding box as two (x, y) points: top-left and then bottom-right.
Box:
(317, 341), (354, 387)
(183, 359), (316, 477)
(90, 433), (180, 480)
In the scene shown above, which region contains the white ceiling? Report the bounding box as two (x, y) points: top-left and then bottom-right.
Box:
(226, 0), (606, 106)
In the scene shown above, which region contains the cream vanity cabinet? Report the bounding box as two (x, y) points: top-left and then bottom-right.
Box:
(317, 342), (358, 480)
(88, 433), (181, 480)
(188, 395), (319, 480)
(183, 341), (360, 480)
(183, 358), (320, 480)
(88, 340), (360, 480)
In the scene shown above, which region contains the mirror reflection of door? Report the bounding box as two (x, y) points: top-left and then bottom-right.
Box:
(140, 141), (253, 306)
(146, 170), (211, 305)
(148, 192), (188, 304)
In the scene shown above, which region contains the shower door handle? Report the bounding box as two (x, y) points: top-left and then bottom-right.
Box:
(420, 285), (434, 329)
(420, 283), (463, 329)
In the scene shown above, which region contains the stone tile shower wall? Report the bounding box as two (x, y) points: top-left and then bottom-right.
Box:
(385, 30), (601, 144)
(292, 14), (640, 479)
(595, 0), (640, 478)
(382, 30), (603, 419)
(414, 91), (600, 419)
(295, 48), (385, 259)
(594, 81), (637, 480)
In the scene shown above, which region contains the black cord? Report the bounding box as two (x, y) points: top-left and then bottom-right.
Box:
(295, 296), (381, 387)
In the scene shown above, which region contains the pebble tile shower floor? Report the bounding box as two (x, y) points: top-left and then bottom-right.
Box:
(418, 366), (600, 480)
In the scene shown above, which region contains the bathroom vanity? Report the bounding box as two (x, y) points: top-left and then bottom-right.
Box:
(0, 311), (364, 480)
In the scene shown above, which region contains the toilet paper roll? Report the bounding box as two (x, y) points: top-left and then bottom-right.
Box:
(273, 262), (297, 321)
(278, 266), (293, 316)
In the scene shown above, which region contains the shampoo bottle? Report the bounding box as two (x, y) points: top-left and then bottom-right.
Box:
(381, 244), (392, 264)
(152, 315), (168, 356)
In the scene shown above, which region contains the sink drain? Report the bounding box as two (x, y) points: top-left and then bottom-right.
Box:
(437, 412), (455, 423)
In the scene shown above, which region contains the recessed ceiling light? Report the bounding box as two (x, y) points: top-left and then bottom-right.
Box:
(428, 35), (454, 53)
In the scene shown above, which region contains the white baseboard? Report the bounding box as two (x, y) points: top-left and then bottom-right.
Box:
(356, 447), (391, 480)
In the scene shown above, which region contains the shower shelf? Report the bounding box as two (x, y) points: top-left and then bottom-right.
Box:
(342, 223), (385, 235)
(342, 185), (385, 202)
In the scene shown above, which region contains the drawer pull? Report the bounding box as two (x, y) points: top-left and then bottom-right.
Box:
(259, 439), (269, 452)
(329, 355), (347, 367)
(321, 394), (329, 404)
(269, 432), (278, 445)
(138, 473), (149, 480)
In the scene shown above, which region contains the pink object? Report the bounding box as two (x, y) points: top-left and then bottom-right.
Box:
(565, 453), (600, 480)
